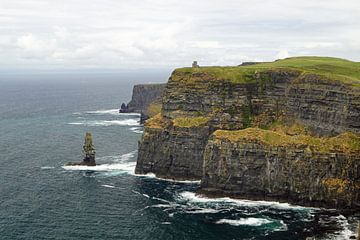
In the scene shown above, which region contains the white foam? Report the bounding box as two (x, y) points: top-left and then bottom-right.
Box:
(177, 191), (309, 210)
(85, 109), (140, 116)
(101, 184), (115, 188)
(62, 151), (137, 174)
(216, 218), (272, 226)
(68, 119), (139, 127)
(135, 172), (200, 184)
(142, 194), (150, 198)
(41, 166), (55, 169)
(161, 222), (171, 225)
(323, 215), (356, 240)
(63, 162), (136, 173)
(185, 208), (221, 214)
(150, 204), (173, 208)
(130, 127), (143, 134)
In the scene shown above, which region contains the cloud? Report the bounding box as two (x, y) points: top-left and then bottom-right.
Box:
(276, 50), (290, 60)
(0, 0), (359, 70)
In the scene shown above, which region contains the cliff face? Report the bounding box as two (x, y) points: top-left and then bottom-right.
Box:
(120, 83), (166, 113)
(135, 57), (360, 209)
(200, 129), (360, 209)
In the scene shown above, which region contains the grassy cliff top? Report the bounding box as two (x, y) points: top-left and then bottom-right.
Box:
(174, 57), (360, 87)
(213, 128), (360, 153)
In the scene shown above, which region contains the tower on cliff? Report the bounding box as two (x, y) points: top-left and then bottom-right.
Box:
(192, 61), (199, 68)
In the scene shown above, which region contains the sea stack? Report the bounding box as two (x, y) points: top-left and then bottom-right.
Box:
(66, 132), (96, 166)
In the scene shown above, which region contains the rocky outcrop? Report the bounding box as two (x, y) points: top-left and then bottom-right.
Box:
(135, 57), (360, 209)
(200, 129), (360, 209)
(120, 83), (165, 113)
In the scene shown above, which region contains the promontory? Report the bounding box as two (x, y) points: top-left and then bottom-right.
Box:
(135, 56), (360, 210)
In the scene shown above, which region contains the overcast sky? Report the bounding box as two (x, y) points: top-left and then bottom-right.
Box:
(0, 0), (359, 71)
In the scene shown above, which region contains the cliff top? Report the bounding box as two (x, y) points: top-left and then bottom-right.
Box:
(174, 57), (360, 87)
(213, 128), (360, 154)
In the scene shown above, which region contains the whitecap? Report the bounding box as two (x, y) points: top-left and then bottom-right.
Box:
(142, 194), (150, 198)
(216, 218), (272, 226)
(101, 184), (115, 188)
(62, 150), (137, 174)
(41, 166), (55, 169)
(68, 119), (140, 127)
(161, 222), (171, 225)
(322, 215), (356, 240)
(84, 109), (141, 116)
(130, 127), (143, 134)
(177, 191), (310, 210)
(135, 172), (200, 184)
(62, 162), (136, 173)
(185, 208), (221, 214)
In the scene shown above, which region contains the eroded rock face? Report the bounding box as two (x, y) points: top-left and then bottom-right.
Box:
(135, 66), (360, 208)
(199, 130), (360, 209)
(120, 83), (166, 113)
(136, 125), (209, 180)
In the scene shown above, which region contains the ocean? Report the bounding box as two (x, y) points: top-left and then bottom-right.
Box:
(0, 73), (358, 240)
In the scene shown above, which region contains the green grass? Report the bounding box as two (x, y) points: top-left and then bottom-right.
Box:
(174, 57), (360, 87)
(173, 116), (209, 128)
(213, 128), (360, 154)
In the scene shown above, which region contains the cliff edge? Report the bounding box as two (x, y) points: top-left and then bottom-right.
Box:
(135, 56), (360, 209)
(120, 83), (165, 121)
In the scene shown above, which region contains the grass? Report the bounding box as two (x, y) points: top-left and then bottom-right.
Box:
(173, 116), (209, 128)
(144, 113), (168, 129)
(146, 101), (162, 118)
(213, 128), (360, 154)
(173, 56), (360, 87)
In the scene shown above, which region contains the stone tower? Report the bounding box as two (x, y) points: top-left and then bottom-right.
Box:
(192, 61), (199, 68)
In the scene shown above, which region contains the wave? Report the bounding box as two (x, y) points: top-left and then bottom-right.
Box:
(62, 151), (137, 174)
(216, 218), (272, 226)
(177, 191), (310, 210)
(134, 172), (201, 184)
(185, 208), (222, 214)
(62, 161), (136, 173)
(73, 109), (140, 116)
(321, 215), (357, 240)
(101, 184), (116, 188)
(68, 119), (139, 127)
(41, 166), (55, 169)
(87, 109), (141, 116)
(130, 127), (143, 134)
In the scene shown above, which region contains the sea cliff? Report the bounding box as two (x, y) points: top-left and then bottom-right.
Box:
(120, 83), (165, 122)
(135, 57), (360, 209)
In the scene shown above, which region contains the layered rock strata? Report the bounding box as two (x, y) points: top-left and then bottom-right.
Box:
(135, 57), (360, 209)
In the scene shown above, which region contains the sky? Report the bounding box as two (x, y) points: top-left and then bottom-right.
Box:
(0, 0), (359, 71)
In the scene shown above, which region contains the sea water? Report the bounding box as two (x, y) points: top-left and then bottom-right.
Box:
(0, 75), (358, 240)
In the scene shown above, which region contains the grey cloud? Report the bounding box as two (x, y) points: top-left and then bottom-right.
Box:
(0, 0), (359, 70)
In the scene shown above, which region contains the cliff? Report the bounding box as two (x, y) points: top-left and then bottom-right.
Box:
(120, 83), (165, 115)
(200, 128), (360, 209)
(135, 56), (360, 209)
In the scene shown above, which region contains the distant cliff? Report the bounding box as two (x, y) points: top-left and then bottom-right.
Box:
(120, 83), (165, 121)
(135, 57), (360, 209)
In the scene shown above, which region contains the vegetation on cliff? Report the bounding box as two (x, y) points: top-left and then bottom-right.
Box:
(213, 128), (360, 154)
(173, 116), (209, 128)
(173, 57), (360, 87)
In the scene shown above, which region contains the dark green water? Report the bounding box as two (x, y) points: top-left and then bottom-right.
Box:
(0, 77), (358, 239)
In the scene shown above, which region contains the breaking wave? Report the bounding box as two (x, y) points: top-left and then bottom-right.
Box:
(68, 119), (139, 126)
(85, 109), (140, 116)
(177, 191), (309, 210)
(130, 127), (143, 134)
(216, 218), (272, 226)
(62, 150), (137, 174)
(73, 109), (140, 116)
